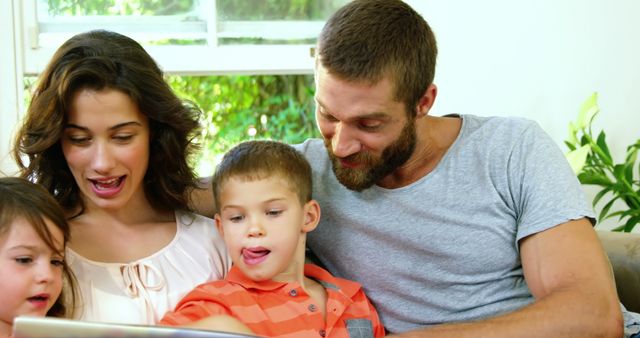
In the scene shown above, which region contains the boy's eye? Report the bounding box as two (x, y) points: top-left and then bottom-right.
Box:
(266, 209), (283, 217)
(15, 257), (33, 264)
(229, 215), (244, 222)
(51, 259), (65, 267)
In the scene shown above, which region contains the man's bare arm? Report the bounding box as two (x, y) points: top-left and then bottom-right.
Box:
(389, 218), (623, 338)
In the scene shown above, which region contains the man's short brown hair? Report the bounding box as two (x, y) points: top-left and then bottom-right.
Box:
(317, 0), (437, 117)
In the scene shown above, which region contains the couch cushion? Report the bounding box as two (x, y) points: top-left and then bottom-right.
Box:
(597, 230), (640, 312)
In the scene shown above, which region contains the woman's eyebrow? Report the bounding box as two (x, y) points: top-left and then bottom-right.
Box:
(64, 121), (142, 131)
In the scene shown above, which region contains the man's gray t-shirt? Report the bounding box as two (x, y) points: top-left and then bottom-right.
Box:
(294, 114), (594, 333)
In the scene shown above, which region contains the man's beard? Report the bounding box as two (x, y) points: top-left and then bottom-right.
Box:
(324, 120), (417, 191)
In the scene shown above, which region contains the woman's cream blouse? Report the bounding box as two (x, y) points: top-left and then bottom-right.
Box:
(67, 211), (231, 324)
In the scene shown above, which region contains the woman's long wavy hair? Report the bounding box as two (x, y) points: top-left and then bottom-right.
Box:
(13, 29), (202, 213)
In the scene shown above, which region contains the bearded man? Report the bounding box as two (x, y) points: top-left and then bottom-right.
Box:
(293, 1), (625, 337)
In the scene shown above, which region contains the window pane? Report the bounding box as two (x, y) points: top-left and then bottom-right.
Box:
(36, 0), (205, 46)
(217, 0), (348, 45)
(40, 0), (197, 17)
(26, 0), (343, 74)
(217, 0), (348, 20)
(36, 0), (349, 47)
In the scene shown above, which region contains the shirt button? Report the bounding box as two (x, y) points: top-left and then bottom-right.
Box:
(308, 304), (317, 312)
(289, 289), (297, 297)
(319, 329), (326, 337)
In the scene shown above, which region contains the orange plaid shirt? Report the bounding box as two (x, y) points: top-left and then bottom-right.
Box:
(161, 264), (385, 338)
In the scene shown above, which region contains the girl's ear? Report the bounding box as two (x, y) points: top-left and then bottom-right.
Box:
(301, 199), (321, 233)
(214, 214), (224, 236)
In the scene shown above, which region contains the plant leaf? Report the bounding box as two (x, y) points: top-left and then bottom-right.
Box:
(637, 143), (640, 181)
(620, 192), (640, 211)
(596, 131), (613, 166)
(625, 143), (638, 183)
(612, 224), (625, 232)
(592, 186), (613, 207)
(623, 215), (640, 232)
(576, 92), (599, 130)
(603, 210), (626, 221)
(597, 197), (618, 223)
(613, 164), (628, 184)
(614, 208), (640, 221)
(580, 134), (589, 147)
(567, 122), (579, 147)
(577, 171), (612, 186)
(566, 145), (591, 174)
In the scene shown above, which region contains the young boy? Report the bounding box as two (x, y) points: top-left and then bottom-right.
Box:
(161, 140), (384, 338)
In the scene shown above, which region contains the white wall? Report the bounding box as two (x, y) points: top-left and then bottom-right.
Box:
(407, 0), (639, 158)
(406, 0), (640, 230)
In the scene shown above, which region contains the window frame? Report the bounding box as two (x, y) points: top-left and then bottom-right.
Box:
(19, 0), (323, 76)
(1, 0), (23, 175)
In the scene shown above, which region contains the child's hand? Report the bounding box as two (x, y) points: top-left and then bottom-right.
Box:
(184, 315), (256, 336)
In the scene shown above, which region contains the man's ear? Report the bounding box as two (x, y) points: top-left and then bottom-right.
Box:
(214, 214), (224, 236)
(301, 200), (321, 233)
(415, 83), (438, 118)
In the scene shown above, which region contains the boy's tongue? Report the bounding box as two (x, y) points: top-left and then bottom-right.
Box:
(242, 247), (270, 265)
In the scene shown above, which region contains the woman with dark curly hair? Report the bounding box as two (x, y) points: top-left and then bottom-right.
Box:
(13, 30), (230, 325)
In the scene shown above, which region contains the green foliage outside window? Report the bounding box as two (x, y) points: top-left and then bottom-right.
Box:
(166, 75), (319, 175)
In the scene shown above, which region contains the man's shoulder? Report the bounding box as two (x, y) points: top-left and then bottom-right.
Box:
(461, 114), (539, 134)
(458, 114), (544, 148)
(292, 138), (326, 158)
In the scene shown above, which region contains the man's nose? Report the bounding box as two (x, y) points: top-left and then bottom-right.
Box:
(332, 123), (361, 158)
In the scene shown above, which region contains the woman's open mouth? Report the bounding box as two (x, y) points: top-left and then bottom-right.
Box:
(90, 176), (126, 198)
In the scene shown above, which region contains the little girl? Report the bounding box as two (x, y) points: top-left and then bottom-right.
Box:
(0, 177), (76, 337)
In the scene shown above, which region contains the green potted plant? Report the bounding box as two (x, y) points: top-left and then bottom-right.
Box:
(565, 93), (640, 232)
